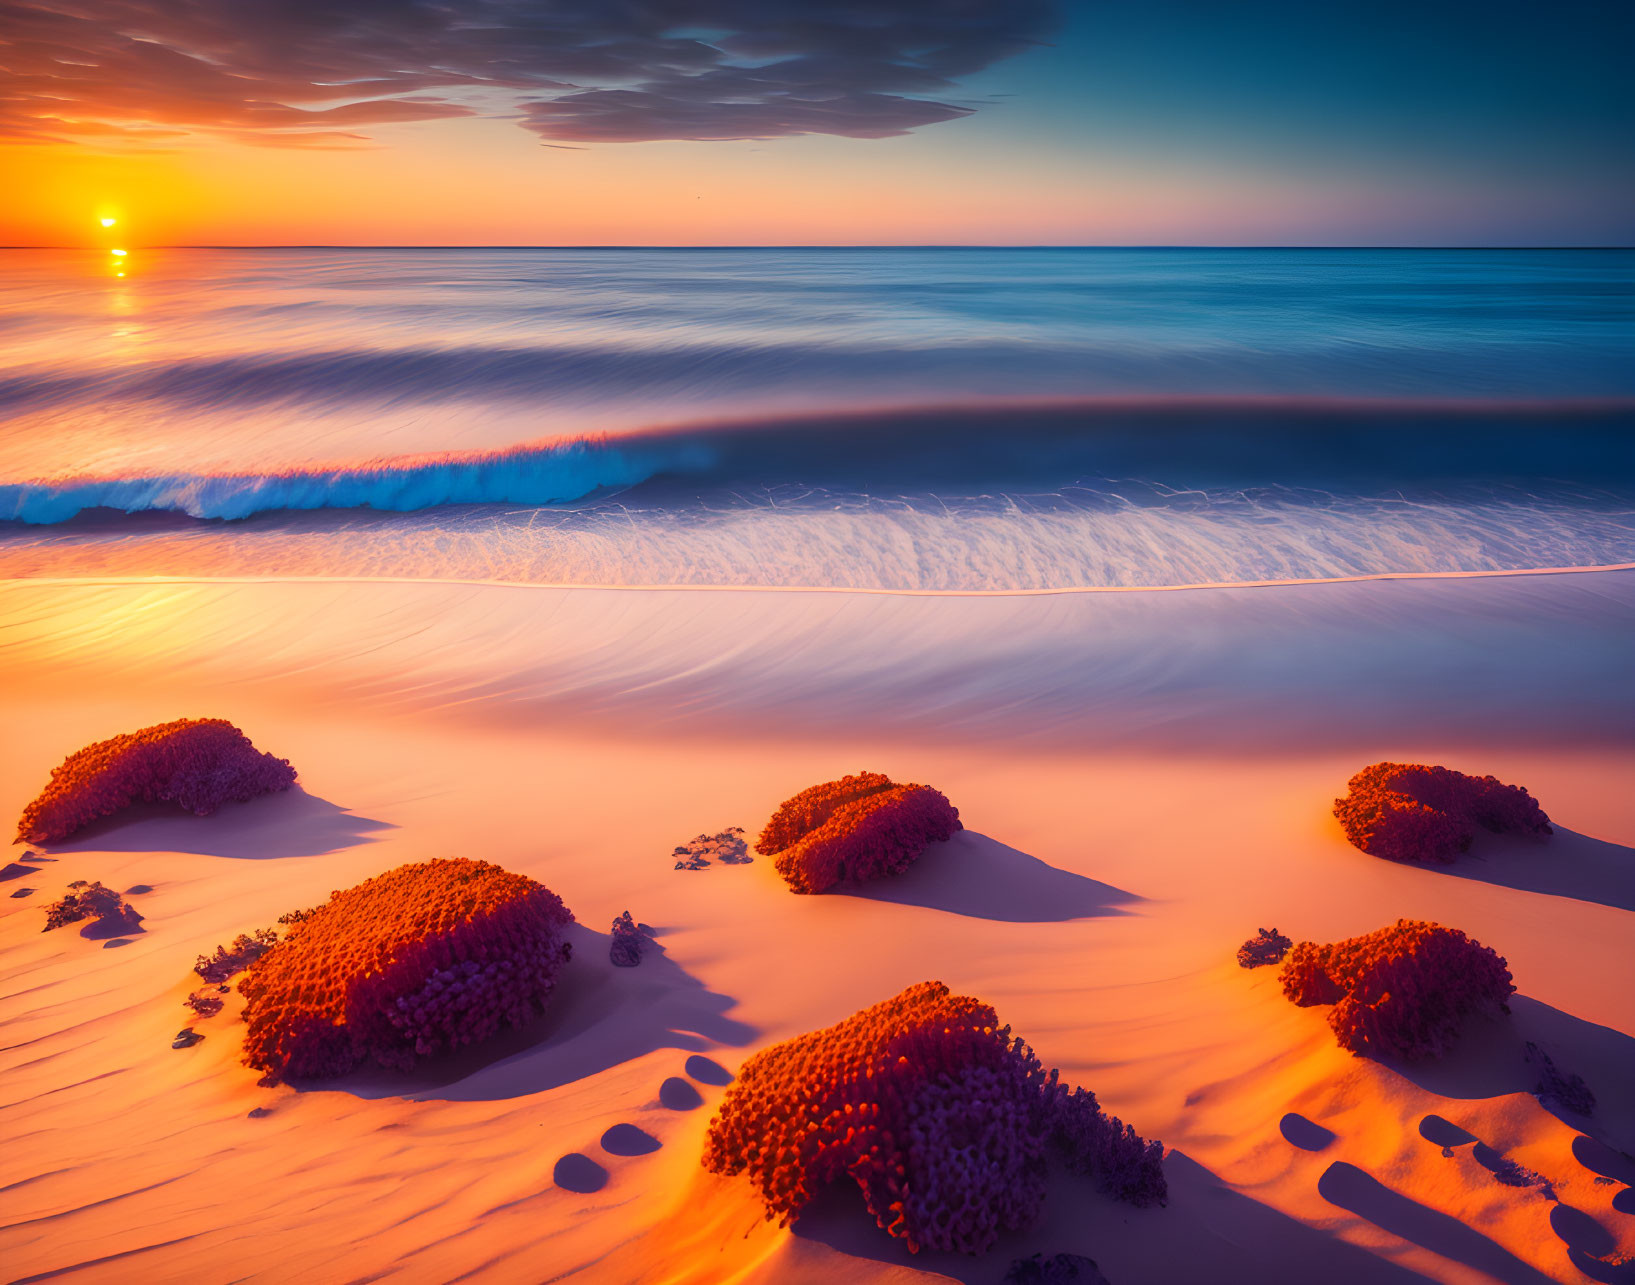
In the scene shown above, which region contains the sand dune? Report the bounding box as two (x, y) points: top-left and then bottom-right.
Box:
(1, 570), (1631, 1283)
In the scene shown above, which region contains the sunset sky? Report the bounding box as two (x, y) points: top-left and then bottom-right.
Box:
(3, 0), (1631, 247)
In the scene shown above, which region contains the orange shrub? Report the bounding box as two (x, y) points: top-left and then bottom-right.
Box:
(1280, 919), (1514, 1059)
(17, 718), (296, 844)
(239, 858), (573, 1083)
(1332, 762), (1551, 864)
(703, 981), (1164, 1256)
(756, 771), (961, 893)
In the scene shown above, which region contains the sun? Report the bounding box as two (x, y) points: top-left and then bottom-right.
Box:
(99, 217), (117, 228)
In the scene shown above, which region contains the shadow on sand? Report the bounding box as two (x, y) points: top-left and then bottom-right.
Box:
(1376, 995), (1635, 1282)
(328, 922), (753, 1103)
(1317, 1162), (1557, 1285)
(1385, 995), (1634, 1147)
(48, 787), (393, 859)
(838, 831), (1141, 923)
(1432, 827), (1635, 914)
(791, 1150), (1433, 1284)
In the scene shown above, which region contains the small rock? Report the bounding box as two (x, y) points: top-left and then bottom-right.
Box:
(172, 1029), (204, 1050)
(247, 1106), (272, 1119)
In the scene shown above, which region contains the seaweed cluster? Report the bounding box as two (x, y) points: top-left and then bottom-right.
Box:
(238, 858), (574, 1083)
(42, 880), (141, 934)
(755, 771), (962, 894)
(1332, 762), (1551, 865)
(16, 718), (297, 845)
(1280, 920), (1515, 1060)
(702, 981), (1164, 1256)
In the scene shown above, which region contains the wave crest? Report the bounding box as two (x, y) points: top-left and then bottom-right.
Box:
(3, 398), (1632, 533)
(0, 436), (704, 524)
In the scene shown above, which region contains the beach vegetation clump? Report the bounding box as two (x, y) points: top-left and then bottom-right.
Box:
(702, 981), (1164, 1257)
(16, 718), (297, 845)
(238, 858), (573, 1084)
(755, 771), (961, 893)
(1237, 927), (1293, 968)
(1527, 1041), (1596, 1117)
(196, 927), (280, 983)
(1332, 762), (1551, 864)
(1280, 919), (1514, 1060)
(42, 880), (142, 934)
(609, 910), (655, 966)
(185, 988), (226, 1018)
(671, 827), (750, 870)
(1004, 1253), (1111, 1285)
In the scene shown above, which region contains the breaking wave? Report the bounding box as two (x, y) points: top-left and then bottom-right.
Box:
(3, 398), (1633, 526)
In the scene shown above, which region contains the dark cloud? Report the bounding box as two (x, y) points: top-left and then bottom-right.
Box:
(0, 1), (1057, 148)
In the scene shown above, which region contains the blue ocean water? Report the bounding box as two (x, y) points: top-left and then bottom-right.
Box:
(0, 247), (1631, 589)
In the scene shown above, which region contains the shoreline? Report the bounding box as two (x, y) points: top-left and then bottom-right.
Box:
(5, 556), (1635, 599)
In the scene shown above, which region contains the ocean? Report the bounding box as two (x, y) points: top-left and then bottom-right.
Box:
(1, 246), (1631, 591)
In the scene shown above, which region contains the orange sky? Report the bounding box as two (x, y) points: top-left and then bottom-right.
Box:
(1, 118), (1555, 249)
(9, 121), (1124, 246)
(5, 118), (1291, 248)
(3, 1), (1628, 247)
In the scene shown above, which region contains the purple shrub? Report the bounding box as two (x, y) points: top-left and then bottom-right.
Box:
(1333, 762), (1551, 865)
(1280, 920), (1515, 1060)
(609, 910), (655, 967)
(1043, 1081), (1169, 1207)
(17, 718), (297, 845)
(1005, 1254), (1112, 1285)
(185, 989), (226, 1019)
(1237, 927), (1293, 969)
(195, 927), (279, 984)
(702, 981), (1163, 1256)
(42, 880), (142, 935)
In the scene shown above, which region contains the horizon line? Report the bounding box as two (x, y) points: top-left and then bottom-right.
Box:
(3, 243), (1632, 252)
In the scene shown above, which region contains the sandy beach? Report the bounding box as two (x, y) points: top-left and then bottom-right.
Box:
(2, 568), (1631, 1283)
(4, 0), (1632, 1269)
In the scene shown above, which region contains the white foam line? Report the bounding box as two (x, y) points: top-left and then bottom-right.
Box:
(2, 561), (1633, 600)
